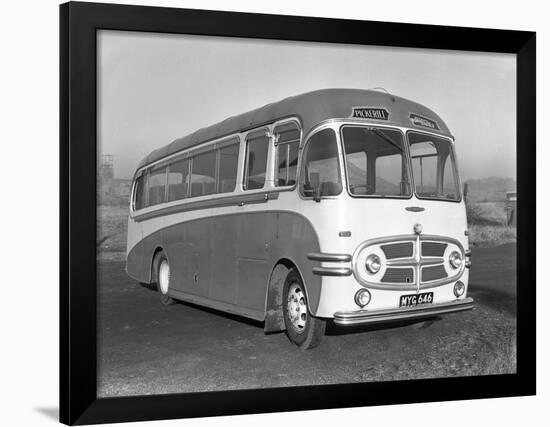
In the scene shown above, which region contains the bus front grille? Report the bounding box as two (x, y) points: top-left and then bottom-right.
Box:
(352, 234), (465, 290)
(381, 242), (414, 259)
(421, 242), (447, 257)
(421, 265), (447, 282)
(381, 268), (414, 284)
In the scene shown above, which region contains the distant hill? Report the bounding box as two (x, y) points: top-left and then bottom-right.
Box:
(464, 177), (516, 203)
(330, 160), (515, 202)
(347, 162), (401, 195)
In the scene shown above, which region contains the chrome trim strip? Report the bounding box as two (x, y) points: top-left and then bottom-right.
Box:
(312, 267), (353, 277)
(333, 297), (474, 326)
(351, 234), (466, 290)
(133, 191), (280, 222)
(465, 260), (472, 268)
(386, 258), (442, 267)
(465, 249), (472, 257)
(307, 252), (352, 262)
(415, 235), (421, 292)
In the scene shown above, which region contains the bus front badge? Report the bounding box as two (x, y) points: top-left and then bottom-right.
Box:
(414, 223), (423, 235)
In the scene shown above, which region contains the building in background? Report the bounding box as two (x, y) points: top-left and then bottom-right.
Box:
(98, 154), (131, 206)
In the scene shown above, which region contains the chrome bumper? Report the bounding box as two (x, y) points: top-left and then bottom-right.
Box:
(333, 297), (474, 326)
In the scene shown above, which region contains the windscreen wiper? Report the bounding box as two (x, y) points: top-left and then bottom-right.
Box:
(369, 128), (403, 152)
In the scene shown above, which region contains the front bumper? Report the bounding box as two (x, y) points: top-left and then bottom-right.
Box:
(333, 297), (474, 326)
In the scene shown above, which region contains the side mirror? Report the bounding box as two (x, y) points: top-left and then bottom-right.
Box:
(310, 172), (321, 202)
(463, 182), (468, 199)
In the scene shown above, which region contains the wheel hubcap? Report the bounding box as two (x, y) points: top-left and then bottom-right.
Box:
(287, 282), (307, 333)
(159, 260), (170, 295)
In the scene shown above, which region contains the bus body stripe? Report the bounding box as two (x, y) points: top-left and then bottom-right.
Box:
(126, 211), (322, 317)
(132, 191), (280, 222)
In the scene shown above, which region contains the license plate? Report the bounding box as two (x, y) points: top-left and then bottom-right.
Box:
(399, 292), (433, 307)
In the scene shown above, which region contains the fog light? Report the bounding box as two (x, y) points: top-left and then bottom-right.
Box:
(454, 281), (465, 297)
(355, 289), (371, 307)
(365, 254), (381, 274)
(449, 251), (463, 269)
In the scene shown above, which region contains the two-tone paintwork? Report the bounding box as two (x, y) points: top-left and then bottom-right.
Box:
(126, 89), (471, 331)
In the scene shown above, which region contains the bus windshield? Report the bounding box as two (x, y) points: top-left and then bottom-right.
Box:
(341, 126), (411, 198)
(408, 131), (461, 201)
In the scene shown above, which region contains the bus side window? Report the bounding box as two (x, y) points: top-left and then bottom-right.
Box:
(168, 158), (190, 201)
(300, 128), (342, 197)
(147, 166), (167, 206)
(244, 131), (269, 190)
(190, 150), (216, 197)
(274, 122), (300, 187)
(133, 174), (146, 210)
(217, 142), (239, 193)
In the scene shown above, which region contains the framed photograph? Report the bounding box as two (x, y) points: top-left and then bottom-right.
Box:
(60, 1), (536, 425)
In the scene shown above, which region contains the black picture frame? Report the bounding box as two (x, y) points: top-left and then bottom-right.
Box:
(60, 1), (536, 425)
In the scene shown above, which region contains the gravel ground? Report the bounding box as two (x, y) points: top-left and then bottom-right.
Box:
(97, 244), (516, 397)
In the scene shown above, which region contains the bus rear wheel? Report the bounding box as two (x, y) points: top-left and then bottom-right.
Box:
(153, 251), (176, 305)
(282, 269), (325, 349)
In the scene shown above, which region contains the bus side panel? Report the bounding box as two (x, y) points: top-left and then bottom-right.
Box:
(126, 241), (147, 282)
(270, 212), (322, 314)
(126, 216), (165, 284)
(209, 215), (239, 304)
(233, 213), (274, 310)
(180, 219), (212, 297)
(125, 210), (322, 319)
(160, 222), (186, 293)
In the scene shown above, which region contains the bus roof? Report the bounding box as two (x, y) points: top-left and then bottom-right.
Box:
(137, 88), (452, 170)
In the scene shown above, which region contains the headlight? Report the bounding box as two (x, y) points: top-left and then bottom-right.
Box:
(365, 254), (381, 274)
(355, 289), (371, 307)
(454, 281), (465, 297)
(449, 251), (463, 269)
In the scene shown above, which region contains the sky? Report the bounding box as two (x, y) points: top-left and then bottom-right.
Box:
(97, 30), (516, 181)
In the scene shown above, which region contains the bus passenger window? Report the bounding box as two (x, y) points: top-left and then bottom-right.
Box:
(276, 142), (299, 186)
(218, 143), (239, 193)
(147, 167), (167, 206)
(300, 128), (342, 197)
(167, 158), (190, 201)
(133, 174), (146, 210)
(190, 150), (216, 197)
(274, 122), (300, 187)
(244, 132), (269, 190)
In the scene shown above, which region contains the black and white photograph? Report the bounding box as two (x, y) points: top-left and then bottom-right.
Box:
(0, 1), (535, 426)
(96, 30), (518, 396)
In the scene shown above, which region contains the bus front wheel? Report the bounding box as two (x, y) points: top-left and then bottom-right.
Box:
(282, 269), (325, 349)
(153, 251), (176, 305)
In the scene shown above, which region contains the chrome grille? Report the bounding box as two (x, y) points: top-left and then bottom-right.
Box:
(421, 265), (447, 282)
(381, 242), (414, 259)
(381, 268), (414, 284)
(422, 242), (447, 257)
(352, 234), (465, 290)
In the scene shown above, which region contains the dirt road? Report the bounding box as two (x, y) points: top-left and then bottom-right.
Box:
(97, 244), (516, 397)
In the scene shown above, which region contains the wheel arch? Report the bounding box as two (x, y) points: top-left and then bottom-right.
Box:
(264, 257), (309, 333)
(149, 245), (165, 283)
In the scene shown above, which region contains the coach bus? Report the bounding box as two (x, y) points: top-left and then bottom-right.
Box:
(126, 88), (473, 349)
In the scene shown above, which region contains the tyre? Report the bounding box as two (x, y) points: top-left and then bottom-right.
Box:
(282, 269), (326, 349)
(153, 251), (176, 305)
